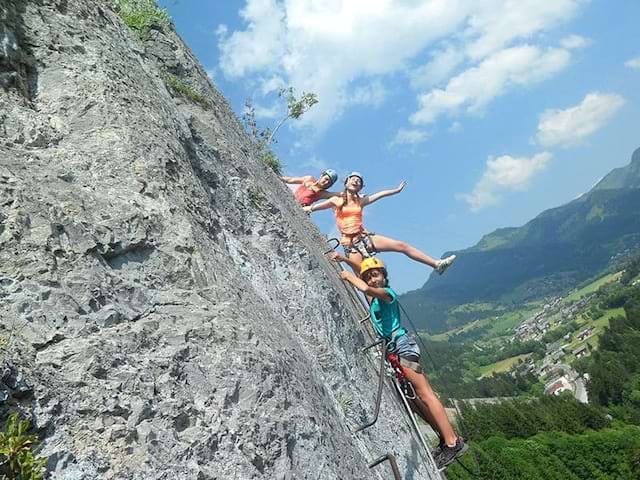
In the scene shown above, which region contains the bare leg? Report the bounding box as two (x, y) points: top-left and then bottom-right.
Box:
(345, 250), (364, 275)
(369, 234), (438, 268)
(403, 367), (457, 445)
(410, 396), (439, 431)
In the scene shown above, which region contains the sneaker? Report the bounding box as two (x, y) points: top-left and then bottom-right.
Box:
(430, 438), (445, 459)
(435, 255), (457, 275)
(436, 437), (468, 469)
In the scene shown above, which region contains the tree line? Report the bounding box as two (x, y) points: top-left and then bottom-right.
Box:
(447, 257), (640, 479)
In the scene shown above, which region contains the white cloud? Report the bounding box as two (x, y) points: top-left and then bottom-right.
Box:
(535, 92), (625, 148)
(219, 0), (467, 128)
(390, 128), (430, 147)
(301, 156), (331, 172)
(560, 34), (591, 49)
(253, 102), (282, 119)
(463, 0), (583, 60)
(410, 46), (464, 89)
(625, 56), (640, 70)
(260, 75), (287, 95)
(215, 24), (228, 40)
(458, 152), (552, 211)
(218, 0), (287, 77)
(218, 1), (585, 130)
(348, 81), (387, 107)
(410, 45), (571, 125)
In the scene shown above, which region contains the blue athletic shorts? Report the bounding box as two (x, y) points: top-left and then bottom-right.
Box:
(389, 333), (420, 360)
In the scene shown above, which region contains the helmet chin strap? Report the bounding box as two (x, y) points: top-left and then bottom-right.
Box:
(345, 184), (362, 194)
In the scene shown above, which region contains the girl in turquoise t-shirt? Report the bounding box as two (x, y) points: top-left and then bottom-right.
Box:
(332, 253), (467, 469)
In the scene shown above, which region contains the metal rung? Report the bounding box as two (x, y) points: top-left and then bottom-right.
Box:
(369, 453), (401, 480)
(354, 339), (387, 432)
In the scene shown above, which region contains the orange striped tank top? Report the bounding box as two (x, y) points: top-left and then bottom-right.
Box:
(335, 198), (364, 235)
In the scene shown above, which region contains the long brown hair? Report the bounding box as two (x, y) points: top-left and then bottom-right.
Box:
(338, 188), (361, 210)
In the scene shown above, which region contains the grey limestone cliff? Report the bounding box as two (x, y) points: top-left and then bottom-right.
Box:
(0, 1), (440, 479)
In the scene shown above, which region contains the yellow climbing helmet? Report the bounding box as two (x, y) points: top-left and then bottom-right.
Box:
(360, 257), (386, 276)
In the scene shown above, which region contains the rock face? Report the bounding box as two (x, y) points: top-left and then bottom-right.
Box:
(0, 1), (439, 479)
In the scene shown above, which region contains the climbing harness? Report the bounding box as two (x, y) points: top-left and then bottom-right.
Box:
(325, 233), (376, 261)
(386, 352), (417, 400)
(383, 327), (410, 355)
(386, 350), (422, 374)
(342, 231), (376, 258)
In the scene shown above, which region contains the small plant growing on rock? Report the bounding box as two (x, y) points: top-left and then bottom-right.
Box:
(242, 88), (318, 175)
(265, 88), (318, 146)
(0, 413), (46, 480)
(248, 188), (266, 209)
(337, 392), (354, 415)
(262, 151), (282, 176)
(243, 102), (283, 175)
(114, 0), (170, 40)
(164, 74), (210, 109)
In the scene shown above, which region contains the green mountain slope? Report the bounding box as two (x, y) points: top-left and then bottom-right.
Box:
(402, 147), (640, 332)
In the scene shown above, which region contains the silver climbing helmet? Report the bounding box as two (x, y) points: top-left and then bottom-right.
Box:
(321, 169), (338, 186)
(345, 171), (364, 186)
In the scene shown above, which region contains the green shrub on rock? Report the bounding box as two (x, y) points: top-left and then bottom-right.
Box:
(114, 0), (170, 40)
(164, 74), (210, 109)
(0, 413), (46, 480)
(263, 151), (282, 175)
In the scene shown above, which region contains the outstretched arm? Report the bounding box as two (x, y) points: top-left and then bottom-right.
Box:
(303, 197), (338, 213)
(281, 175), (313, 184)
(339, 271), (393, 302)
(362, 180), (406, 206)
(318, 190), (341, 199)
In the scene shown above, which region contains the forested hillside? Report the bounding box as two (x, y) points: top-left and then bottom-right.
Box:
(402, 148), (640, 332)
(447, 274), (640, 479)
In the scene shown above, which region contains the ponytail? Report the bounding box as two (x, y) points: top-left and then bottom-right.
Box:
(338, 189), (360, 210)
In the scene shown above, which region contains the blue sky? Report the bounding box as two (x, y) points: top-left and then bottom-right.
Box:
(159, 0), (640, 293)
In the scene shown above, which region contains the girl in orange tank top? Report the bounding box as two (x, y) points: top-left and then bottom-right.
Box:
(334, 199), (363, 235)
(306, 172), (457, 275)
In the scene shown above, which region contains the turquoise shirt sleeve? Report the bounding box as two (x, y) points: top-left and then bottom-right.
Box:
(384, 287), (397, 303)
(370, 287), (403, 339)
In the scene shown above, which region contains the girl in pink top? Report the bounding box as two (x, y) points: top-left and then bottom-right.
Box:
(280, 169), (339, 206)
(306, 172), (456, 275)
